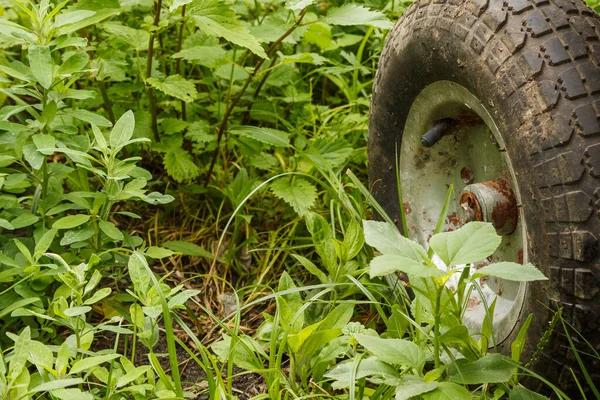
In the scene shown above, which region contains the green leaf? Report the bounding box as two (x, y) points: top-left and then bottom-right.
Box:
(53, 215), (91, 230)
(211, 334), (265, 372)
(162, 241), (213, 258)
(29, 378), (83, 393)
(422, 382), (471, 400)
(163, 146), (200, 183)
(10, 213), (39, 229)
(322, 4), (394, 29)
(56, 9), (119, 36)
(512, 314), (533, 362)
(57, 52), (89, 76)
(473, 262), (547, 282)
(429, 222), (501, 267)
(172, 46), (226, 68)
(230, 125), (291, 148)
(292, 254), (328, 284)
(395, 375), (438, 400)
(306, 213), (337, 276)
(354, 334), (425, 370)
(144, 192), (175, 205)
(109, 110), (135, 150)
(325, 357), (400, 389)
(99, 220), (124, 241)
(285, 0), (315, 11)
(69, 354), (120, 375)
(128, 251), (151, 295)
(28, 45), (53, 89)
(509, 386), (548, 400)
(270, 178), (317, 217)
(169, 0), (193, 12)
(50, 388), (94, 400)
(70, 109), (113, 127)
(146, 246), (174, 259)
(369, 254), (444, 278)
(83, 288), (111, 305)
(33, 134), (56, 155)
(344, 219), (364, 260)
(363, 220), (427, 262)
(147, 75), (197, 103)
(447, 354), (514, 385)
(35, 228), (57, 256)
(190, 0), (267, 58)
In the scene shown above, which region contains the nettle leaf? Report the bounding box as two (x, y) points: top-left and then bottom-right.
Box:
(473, 262), (547, 282)
(190, 0), (267, 58)
(147, 75), (197, 103)
(278, 52), (327, 66)
(172, 46), (226, 68)
(322, 4), (394, 29)
(164, 146), (200, 182)
(354, 334), (425, 371)
(28, 45), (53, 89)
(429, 222), (501, 267)
(285, 0), (315, 11)
(102, 22), (150, 50)
(230, 125), (291, 148)
(169, 0), (193, 12)
(271, 178), (317, 217)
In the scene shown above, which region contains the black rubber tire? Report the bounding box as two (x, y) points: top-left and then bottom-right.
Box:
(368, 0), (600, 394)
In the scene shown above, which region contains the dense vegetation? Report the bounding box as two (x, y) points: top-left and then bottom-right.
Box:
(0, 0), (597, 399)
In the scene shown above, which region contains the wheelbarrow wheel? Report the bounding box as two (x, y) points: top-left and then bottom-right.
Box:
(369, 0), (600, 392)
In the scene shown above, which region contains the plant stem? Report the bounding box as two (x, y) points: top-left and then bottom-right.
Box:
(203, 7), (308, 186)
(98, 80), (115, 124)
(433, 286), (442, 369)
(146, 0), (162, 142)
(175, 5), (187, 121)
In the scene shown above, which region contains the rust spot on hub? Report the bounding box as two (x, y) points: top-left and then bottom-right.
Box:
(459, 179), (518, 235)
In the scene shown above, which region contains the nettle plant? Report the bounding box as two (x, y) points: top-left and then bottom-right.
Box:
(324, 221), (550, 399)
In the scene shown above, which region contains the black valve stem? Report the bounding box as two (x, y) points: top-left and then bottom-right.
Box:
(421, 119), (456, 148)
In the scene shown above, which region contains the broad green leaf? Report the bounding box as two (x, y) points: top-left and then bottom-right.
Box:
(144, 192), (175, 205)
(343, 219), (364, 260)
(51, 388), (94, 400)
(146, 246), (174, 259)
(53, 215), (91, 230)
(32, 134), (56, 155)
(509, 386), (548, 400)
(63, 306), (92, 317)
(147, 75), (197, 103)
(70, 109), (113, 127)
(211, 334), (265, 372)
(83, 288), (111, 305)
(55, 10), (95, 28)
(325, 357), (400, 389)
(56, 9), (119, 36)
(512, 314), (533, 362)
(422, 382), (471, 400)
(354, 334), (425, 370)
(9, 327), (30, 383)
(292, 254), (328, 284)
(23, 144), (45, 169)
(322, 4), (394, 29)
(279, 52), (327, 65)
(128, 251), (151, 295)
(306, 213), (337, 277)
(473, 262), (547, 282)
(27, 340), (54, 370)
(162, 241), (213, 258)
(270, 178), (317, 217)
(230, 125), (291, 148)
(28, 45), (53, 89)
(429, 222), (501, 267)
(285, 0), (315, 11)
(190, 1), (267, 58)
(102, 22), (149, 50)
(172, 46), (225, 68)
(57, 52), (89, 76)
(69, 354), (120, 375)
(169, 0), (193, 11)
(163, 146), (200, 183)
(99, 220), (124, 241)
(167, 289), (201, 309)
(363, 220), (427, 262)
(395, 375), (438, 400)
(369, 254), (443, 278)
(11, 213), (39, 229)
(91, 123), (107, 151)
(447, 354), (514, 384)
(109, 110), (135, 149)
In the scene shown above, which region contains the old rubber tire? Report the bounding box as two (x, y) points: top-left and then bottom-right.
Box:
(368, 0), (600, 393)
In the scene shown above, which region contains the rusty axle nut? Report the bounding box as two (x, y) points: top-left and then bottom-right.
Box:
(459, 179), (518, 235)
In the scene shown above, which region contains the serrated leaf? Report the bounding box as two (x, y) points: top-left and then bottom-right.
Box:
(147, 75), (197, 103)
(429, 222), (501, 267)
(270, 178), (317, 217)
(172, 46), (226, 68)
(169, 0), (193, 11)
(163, 147), (200, 183)
(473, 262), (547, 282)
(190, 0), (267, 58)
(230, 125), (291, 148)
(29, 45), (53, 89)
(322, 4), (394, 29)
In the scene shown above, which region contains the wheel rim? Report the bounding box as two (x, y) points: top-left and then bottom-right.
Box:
(399, 80), (528, 343)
